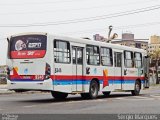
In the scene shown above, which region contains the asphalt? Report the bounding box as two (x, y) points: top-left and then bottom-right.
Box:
(0, 87), (160, 114)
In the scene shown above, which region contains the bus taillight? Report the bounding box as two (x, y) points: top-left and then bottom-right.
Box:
(45, 63), (51, 79)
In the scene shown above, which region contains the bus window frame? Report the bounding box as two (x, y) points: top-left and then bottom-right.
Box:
(100, 47), (113, 66)
(54, 39), (71, 64)
(134, 52), (142, 68)
(124, 50), (134, 68)
(86, 45), (100, 66)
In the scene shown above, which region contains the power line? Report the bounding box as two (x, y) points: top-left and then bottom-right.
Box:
(0, 5), (159, 27)
(0, 0), (154, 15)
(0, 22), (159, 39)
(61, 21), (160, 35)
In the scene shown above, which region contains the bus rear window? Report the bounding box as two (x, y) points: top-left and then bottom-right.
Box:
(10, 35), (47, 59)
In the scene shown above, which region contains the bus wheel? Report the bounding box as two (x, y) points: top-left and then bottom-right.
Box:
(81, 80), (99, 99)
(51, 91), (68, 99)
(131, 81), (141, 96)
(103, 91), (111, 97)
(89, 80), (99, 99)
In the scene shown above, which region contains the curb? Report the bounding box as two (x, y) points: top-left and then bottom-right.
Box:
(149, 84), (160, 89)
(0, 90), (15, 95)
(0, 89), (49, 95)
(0, 85), (11, 94)
(0, 85), (7, 88)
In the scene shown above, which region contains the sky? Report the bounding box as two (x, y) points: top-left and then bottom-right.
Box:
(0, 0), (160, 65)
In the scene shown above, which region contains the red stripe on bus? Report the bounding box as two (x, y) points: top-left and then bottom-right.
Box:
(10, 74), (144, 81)
(51, 75), (144, 80)
(10, 50), (46, 59)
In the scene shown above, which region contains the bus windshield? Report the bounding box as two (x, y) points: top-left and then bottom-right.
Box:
(10, 35), (47, 59)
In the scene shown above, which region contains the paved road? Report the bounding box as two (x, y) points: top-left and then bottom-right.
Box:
(0, 88), (160, 114)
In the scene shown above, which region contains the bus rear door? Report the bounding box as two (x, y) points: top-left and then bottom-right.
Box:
(72, 46), (84, 92)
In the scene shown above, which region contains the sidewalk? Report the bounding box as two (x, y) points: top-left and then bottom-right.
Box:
(0, 84), (14, 94)
(149, 84), (160, 89)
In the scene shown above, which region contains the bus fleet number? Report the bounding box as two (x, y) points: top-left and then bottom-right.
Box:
(55, 68), (62, 73)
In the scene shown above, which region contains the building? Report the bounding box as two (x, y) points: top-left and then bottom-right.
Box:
(148, 44), (160, 54)
(148, 35), (160, 54)
(93, 33), (148, 51)
(93, 34), (107, 42)
(111, 33), (148, 51)
(150, 35), (160, 44)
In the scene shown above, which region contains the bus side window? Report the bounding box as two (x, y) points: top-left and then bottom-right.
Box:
(72, 47), (76, 64)
(72, 47), (83, 65)
(101, 47), (113, 66)
(54, 40), (70, 63)
(124, 51), (134, 68)
(86, 45), (100, 65)
(134, 52), (142, 68)
(77, 48), (83, 64)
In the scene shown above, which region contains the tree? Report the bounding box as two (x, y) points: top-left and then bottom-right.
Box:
(149, 49), (160, 84)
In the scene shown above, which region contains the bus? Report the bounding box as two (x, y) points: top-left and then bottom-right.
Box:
(6, 32), (149, 99)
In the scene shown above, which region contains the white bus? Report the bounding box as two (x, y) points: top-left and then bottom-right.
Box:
(6, 32), (149, 99)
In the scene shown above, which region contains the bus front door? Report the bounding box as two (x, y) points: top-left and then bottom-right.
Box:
(72, 46), (83, 92)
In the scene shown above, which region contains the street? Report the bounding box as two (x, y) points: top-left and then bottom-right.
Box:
(0, 87), (160, 114)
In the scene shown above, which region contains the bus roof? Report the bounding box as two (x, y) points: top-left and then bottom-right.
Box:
(8, 32), (147, 54)
(8, 32), (47, 38)
(51, 34), (146, 54)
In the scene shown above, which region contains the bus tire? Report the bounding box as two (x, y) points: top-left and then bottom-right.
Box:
(103, 91), (111, 97)
(131, 80), (141, 96)
(89, 80), (99, 99)
(51, 91), (68, 99)
(81, 80), (99, 99)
